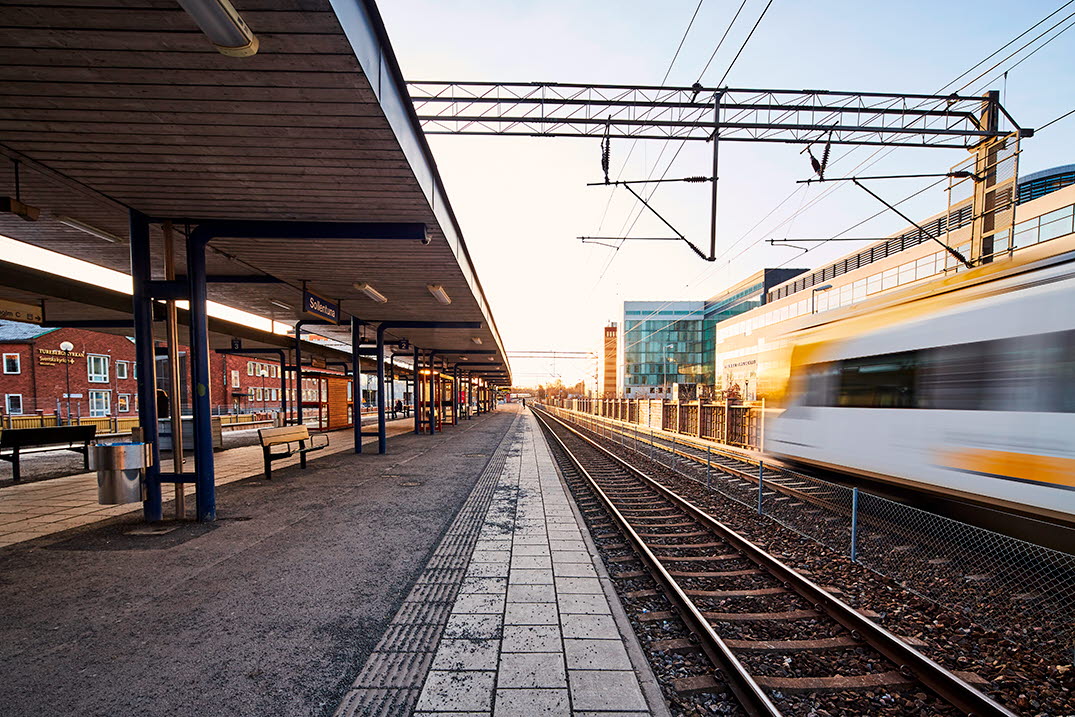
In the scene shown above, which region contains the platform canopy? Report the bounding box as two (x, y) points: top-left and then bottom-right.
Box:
(0, 0), (510, 384)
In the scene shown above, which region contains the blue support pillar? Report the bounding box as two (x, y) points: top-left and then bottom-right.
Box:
(376, 324), (387, 454)
(352, 318), (363, 454)
(427, 352), (437, 434)
(186, 228), (216, 522)
(129, 209), (162, 522)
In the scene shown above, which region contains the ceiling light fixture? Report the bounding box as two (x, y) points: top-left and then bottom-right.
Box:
(270, 300), (291, 311)
(471, 337), (482, 345)
(55, 215), (121, 243)
(427, 284), (452, 305)
(354, 282), (388, 303)
(177, 0), (259, 57)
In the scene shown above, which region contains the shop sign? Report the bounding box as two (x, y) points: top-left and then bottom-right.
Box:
(38, 347), (85, 365)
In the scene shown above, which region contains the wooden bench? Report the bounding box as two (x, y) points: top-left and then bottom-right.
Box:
(257, 425), (329, 480)
(0, 425), (97, 483)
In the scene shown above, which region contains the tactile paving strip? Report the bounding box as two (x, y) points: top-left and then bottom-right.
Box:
(334, 415), (521, 717)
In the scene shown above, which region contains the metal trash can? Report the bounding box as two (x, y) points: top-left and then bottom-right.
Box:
(91, 442), (152, 504)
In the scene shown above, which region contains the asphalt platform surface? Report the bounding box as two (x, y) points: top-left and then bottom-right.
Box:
(0, 410), (516, 717)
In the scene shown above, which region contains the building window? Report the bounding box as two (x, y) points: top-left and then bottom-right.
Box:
(116, 360), (128, 379)
(5, 394), (22, 415)
(231, 370), (240, 388)
(247, 361), (255, 376)
(254, 387), (263, 401)
(89, 390), (111, 417)
(269, 364), (278, 379)
(2, 353), (19, 374)
(118, 394), (130, 413)
(87, 354), (110, 383)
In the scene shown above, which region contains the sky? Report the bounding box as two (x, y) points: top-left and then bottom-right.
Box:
(378, 0), (1075, 387)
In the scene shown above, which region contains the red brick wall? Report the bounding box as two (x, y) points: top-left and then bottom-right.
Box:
(0, 327), (140, 417)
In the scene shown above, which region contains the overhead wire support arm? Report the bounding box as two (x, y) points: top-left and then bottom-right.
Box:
(408, 82), (1027, 147)
(851, 178), (973, 269)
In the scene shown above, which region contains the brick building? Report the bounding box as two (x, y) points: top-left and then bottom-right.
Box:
(0, 320), (345, 421)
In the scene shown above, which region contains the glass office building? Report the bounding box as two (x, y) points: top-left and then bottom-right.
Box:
(622, 269), (807, 399)
(622, 301), (706, 398)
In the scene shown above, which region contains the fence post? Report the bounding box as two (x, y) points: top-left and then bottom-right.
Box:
(757, 461), (764, 515)
(706, 445), (712, 490)
(850, 487), (859, 562)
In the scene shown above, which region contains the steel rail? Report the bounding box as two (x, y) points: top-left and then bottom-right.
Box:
(534, 406), (1018, 717)
(531, 408), (780, 717)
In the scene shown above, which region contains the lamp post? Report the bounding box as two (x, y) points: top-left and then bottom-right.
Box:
(811, 284), (834, 314)
(59, 341), (74, 425)
(662, 343), (674, 399)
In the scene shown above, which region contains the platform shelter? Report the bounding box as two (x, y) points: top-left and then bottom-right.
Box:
(0, 0), (512, 523)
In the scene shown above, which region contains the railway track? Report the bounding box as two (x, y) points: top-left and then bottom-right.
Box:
(533, 406), (1017, 717)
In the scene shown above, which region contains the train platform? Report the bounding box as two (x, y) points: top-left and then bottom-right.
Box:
(0, 416), (416, 549)
(0, 405), (666, 716)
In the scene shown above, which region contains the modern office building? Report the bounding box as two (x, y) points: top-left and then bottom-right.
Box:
(621, 269), (807, 398)
(600, 323), (618, 397)
(621, 301), (705, 398)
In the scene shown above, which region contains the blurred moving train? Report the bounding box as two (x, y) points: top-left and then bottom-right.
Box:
(767, 250), (1075, 524)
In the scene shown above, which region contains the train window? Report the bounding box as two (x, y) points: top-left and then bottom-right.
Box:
(867, 273), (882, 294)
(1048, 330), (1075, 413)
(836, 351), (918, 408)
(801, 363), (838, 406)
(920, 342), (987, 410)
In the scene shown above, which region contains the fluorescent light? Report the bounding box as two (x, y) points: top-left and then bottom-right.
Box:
(471, 337), (483, 345)
(270, 300), (291, 310)
(177, 0), (259, 57)
(354, 282), (388, 303)
(56, 215), (121, 243)
(427, 284), (452, 305)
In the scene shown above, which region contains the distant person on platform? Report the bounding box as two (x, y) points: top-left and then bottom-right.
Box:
(394, 399), (403, 417)
(521, 398), (526, 409)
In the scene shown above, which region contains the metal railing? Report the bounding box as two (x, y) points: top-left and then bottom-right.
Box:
(541, 403), (1075, 663)
(544, 396), (764, 449)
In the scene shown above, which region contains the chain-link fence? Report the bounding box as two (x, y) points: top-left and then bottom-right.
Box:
(541, 403), (1075, 663)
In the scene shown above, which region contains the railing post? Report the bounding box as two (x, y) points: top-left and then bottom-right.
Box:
(850, 487), (860, 562)
(757, 461), (764, 515)
(706, 445), (712, 490)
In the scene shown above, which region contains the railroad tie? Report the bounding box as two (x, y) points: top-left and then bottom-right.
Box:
(703, 608), (819, 621)
(723, 635), (860, 652)
(753, 671), (914, 693)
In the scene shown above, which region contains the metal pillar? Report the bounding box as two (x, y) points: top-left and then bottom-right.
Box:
(352, 318), (363, 454)
(412, 346), (421, 434)
(452, 365), (459, 425)
(427, 352), (437, 434)
(376, 324), (388, 453)
(185, 228), (215, 522)
(162, 222), (185, 519)
(129, 209), (162, 522)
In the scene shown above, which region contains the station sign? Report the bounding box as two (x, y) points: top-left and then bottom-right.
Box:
(303, 290), (339, 324)
(0, 299), (43, 324)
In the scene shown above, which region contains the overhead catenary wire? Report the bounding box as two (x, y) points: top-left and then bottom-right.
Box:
(614, 2), (1073, 353)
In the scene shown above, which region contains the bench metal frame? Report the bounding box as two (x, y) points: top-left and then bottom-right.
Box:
(0, 426), (97, 483)
(258, 427), (329, 480)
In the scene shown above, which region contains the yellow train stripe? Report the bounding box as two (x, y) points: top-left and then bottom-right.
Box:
(939, 448), (1075, 490)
